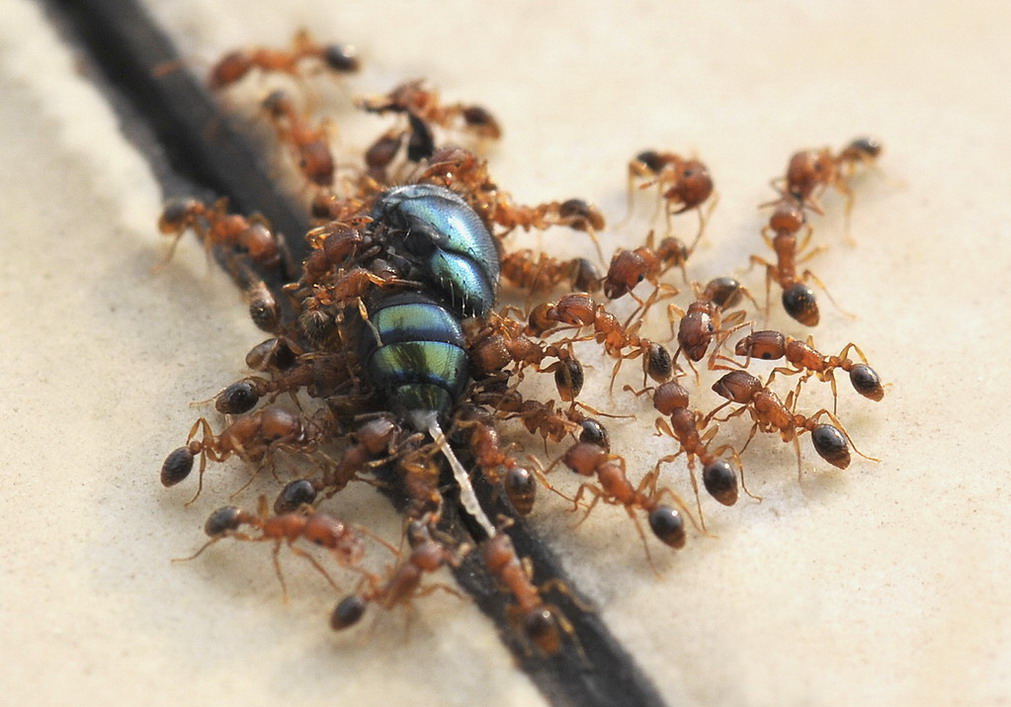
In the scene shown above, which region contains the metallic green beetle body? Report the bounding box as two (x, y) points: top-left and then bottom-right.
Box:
(371, 184), (499, 318)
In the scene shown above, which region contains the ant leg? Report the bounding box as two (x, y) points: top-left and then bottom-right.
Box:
(837, 341), (870, 364)
(571, 483), (605, 522)
(625, 507), (660, 578)
(666, 302), (686, 341)
(287, 542), (342, 592)
(271, 541), (291, 603)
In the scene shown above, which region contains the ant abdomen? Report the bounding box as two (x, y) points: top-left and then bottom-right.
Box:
(849, 364), (884, 401)
(161, 447), (195, 487)
(274, 479), (319, 514)
(330, 595), (368, 630)
(702, 460), (738, 506)
(811, 424), (850, 469)
(782, 284), (819, 326)
(647, 506), (686, 549)
(215, 380), (261, 415)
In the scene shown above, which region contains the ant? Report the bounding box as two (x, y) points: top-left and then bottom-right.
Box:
(624, 151), (716, 240)
(156, 197), (285, 271)
(482, 527), (584, 657)
(602, 230), (688, 325)
(706, 371), (877, 478)
(749, 197), (844, 326)
(671, 276), (758, 376)
(523, 293), (675, 390)
(331, 519), (464, 632)
(209, 29), (359, 90)
(357, 79), (502, 140)
(773, 137), (882, 223)
(500, 249), (602, 298)
(626, 380), (745, 530)
(160, 404), (333, 503)
(176, 495), (367, 601)
(554, 439), (697, 572)
(733, 329), (884, 413)
(261, 90), (336, 189)
(273, 416), (406, 514)
(491, 197), (608, 264)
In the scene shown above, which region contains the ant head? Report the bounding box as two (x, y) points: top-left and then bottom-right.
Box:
(648, 506), (686, 549)
(712, 371), (761, 403)
(160, 447), (195, 487)
(769, 200), (806, 234)
(678, 311), (715, 362)
(158, 197), (196, 230)
(702, 460), (739, 506)
(330, 595), (367, 631)
(668, 160), (713, 209)
(849, 364), (884, 401)
(811, 424), (851, 469)
(653, 380), (689, 415)
(782, 284), (820, 326)
(204, 506), (243, 537)
(604, 250), (647, 299)
(523, 607), (563, 655)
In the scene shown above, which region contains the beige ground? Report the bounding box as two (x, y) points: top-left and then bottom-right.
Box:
(2, 1), (1010, 705)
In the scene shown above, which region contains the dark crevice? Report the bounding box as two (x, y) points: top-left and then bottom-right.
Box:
(42, 1), (667, 705)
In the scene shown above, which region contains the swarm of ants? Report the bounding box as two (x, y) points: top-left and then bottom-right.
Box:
(158, 31), (885, 658)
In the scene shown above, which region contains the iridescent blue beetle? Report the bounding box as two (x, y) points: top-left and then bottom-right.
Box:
(360, 184), (501, 535)
(370, 184), (500, 319)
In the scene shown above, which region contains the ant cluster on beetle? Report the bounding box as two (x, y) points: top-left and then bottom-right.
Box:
(158, 30), (885, 659)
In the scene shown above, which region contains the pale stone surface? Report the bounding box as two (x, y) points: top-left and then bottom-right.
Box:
(2, 1), (1010, 704)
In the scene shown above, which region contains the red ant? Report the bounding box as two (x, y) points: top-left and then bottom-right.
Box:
(624, 151), (716, 240)
(500, 249), (602, 297)
(261, 90), (336, 188)
(272, 416), (407, 514)
(482, 528), (584, 657)
(626, 380), (746, 530)
(356, 79), (502, 140)
(331, 519), (464, 631)
(602, 230), (688, 325)
(160, 404), (333, 503)
(706, 371), (877, 478)
(523, 293), (676, 390)
(492, 197), (608, 263)
(670, 277), (758, 375)
(209, 29), (359, 90)
(749, 198), (843, 326)
(733, 329), (884, 413)
(176, 495), (366, 601)
(156, 197), (284, 270)
(773, 137), (882, 221)
(554, 440), (697, 572)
